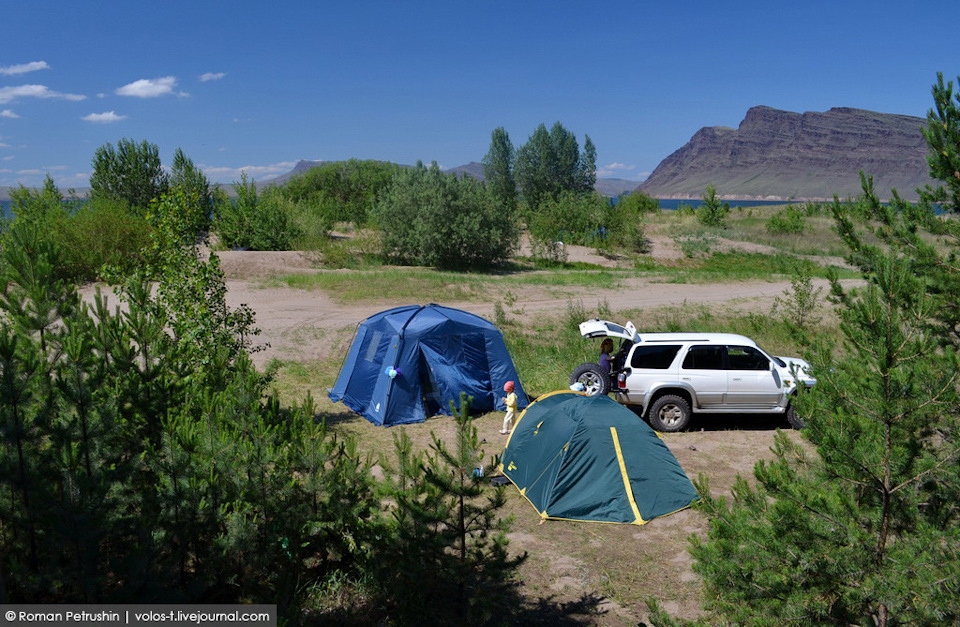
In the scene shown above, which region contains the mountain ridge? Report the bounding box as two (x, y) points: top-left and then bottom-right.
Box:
(637, 106), (933, 201)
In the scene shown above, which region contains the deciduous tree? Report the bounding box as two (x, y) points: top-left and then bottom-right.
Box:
(89, 138), (169, 213)
(169, 147), (215, 236)
(514, 122), (596, 209)
(482, 126), (517, 212)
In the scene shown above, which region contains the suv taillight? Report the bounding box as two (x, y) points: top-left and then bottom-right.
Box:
(618, 371), (628, 389)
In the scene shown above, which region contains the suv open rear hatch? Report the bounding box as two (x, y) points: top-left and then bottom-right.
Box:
(578, 319), (639, 343)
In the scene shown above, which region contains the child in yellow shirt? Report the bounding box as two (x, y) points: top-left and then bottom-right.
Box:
(501, 381), (517, 435)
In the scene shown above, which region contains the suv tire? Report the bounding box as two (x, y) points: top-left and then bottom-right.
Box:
(570, 363), (610, 397)
(648, 394), (692, 432)
(786, 403), (804, 429)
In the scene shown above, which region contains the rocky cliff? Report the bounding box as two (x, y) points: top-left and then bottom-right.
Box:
(637, 106), (933, 201)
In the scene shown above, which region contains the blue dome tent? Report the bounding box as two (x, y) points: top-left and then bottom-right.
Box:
(328, 304), (528, 426)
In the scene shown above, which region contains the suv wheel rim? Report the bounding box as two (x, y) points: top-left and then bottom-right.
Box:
(578, 372), (602, 395)
(659, 404), (683, 426)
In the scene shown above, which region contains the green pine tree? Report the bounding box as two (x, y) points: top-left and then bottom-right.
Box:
(376, 394), (526, 625)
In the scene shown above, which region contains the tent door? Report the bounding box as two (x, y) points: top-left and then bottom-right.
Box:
(418, 332), (492, 414)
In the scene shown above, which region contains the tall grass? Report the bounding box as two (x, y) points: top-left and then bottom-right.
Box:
(646, 204), (853, 258)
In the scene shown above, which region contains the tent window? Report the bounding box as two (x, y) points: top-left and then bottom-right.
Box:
(364, 330), (383, 362)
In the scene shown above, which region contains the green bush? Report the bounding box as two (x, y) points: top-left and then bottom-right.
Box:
(278, 159), (399, 228)
(374, 162), (517, 269)
(213, 174), (301, 250)
(525, 191), (648, 258)
(697, 185), (730, 228)
(614, 190), (659, 214)
(527, 190), (604, 246)
(1, 177), (151, 283)
(766, 205), (806, 234)
(603, 194), (648, 253)
(58, 197), (152, 280)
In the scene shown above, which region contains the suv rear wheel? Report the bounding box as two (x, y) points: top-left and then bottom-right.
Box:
(570, 363), (610, 396)
(648, 394), (692, 432)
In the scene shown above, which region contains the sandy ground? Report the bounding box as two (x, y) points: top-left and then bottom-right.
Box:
(210, 235), (853, 370)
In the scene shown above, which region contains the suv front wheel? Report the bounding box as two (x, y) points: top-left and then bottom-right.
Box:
(786, 403), (804, 429)
(570, 363), (610, 397)
(648, 394), (692, 432)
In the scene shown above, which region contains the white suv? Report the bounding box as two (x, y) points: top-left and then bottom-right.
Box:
(570, 319), (816, 432)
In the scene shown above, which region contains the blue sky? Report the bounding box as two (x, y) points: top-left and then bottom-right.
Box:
(1, 1), (957, 189)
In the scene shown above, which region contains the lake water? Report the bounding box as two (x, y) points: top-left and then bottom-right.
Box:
(654, 198), (791, 210)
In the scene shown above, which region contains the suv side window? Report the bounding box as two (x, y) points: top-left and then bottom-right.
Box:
(682, 345), (725, 369)
(726, 345), (769, 370)
(630, 345), (680, 369)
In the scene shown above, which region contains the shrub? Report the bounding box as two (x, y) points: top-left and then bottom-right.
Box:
(58, 197), (152, 280)
(374, 162), (517, 269)
(697, 185), (729, 228)
(279, 159), (399, 228)
(766, 205), (807, 234)
(527, 190), (604, 247)
(1, 177), (151, 283)
(615, 190), (659, 213)
(604, 193), (649, 253)
(213, 174), (301, 251)
(527, 190), (647, 257)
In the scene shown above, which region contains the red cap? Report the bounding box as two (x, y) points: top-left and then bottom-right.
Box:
(503, 381), (515, 392)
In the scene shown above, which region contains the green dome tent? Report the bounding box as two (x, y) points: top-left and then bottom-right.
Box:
(499, 391), (698, 525)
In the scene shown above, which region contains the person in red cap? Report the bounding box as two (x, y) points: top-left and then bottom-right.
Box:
(500, 381), (517, 434)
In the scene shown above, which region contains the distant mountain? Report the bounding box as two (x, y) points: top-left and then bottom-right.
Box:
(445, 161), (484, 180)
(637, 106), (933, 202)
(594, 178), (646, 198)
(269, 159), (642, 198)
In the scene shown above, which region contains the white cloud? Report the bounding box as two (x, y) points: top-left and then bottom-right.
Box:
(199, 72), (226, 82)
(82, 111), (128, 123)
(1, 109), (20, 118)
(0, 84), (86, 104)
(116, 76), (181, 98)
(596, 162), (647, 179)
(2, 155), (13, 160)
(0, 61), (50, 76)
(202, 161), (297, 183)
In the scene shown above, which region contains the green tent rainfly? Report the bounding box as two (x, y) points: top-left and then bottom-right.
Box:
(499, 391), (698, 525)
